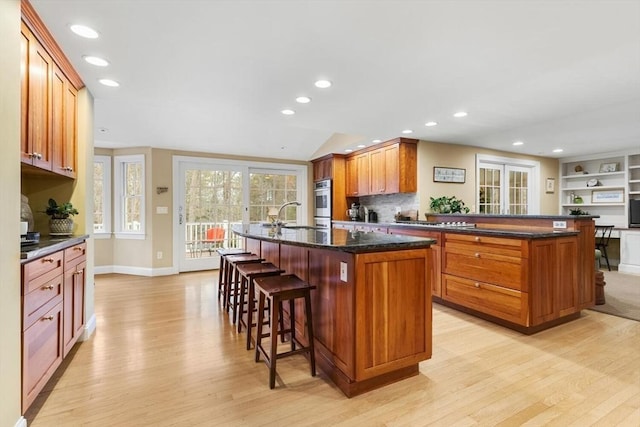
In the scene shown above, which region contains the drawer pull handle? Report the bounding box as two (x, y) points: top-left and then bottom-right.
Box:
(475, 237), (481, 242)
(474, 253), (481, 258)
(74, 247), (83, 251)
(42, 285), (54, 290)
(474, 282), (480, 288)
(43, 257), (55, 263)
(74, 271), (82, 275)
(43, 316), (54, 321)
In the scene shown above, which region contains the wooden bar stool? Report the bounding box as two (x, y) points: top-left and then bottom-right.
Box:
(216, 248), (249, 302)
(224, 254), (264, 320)
(254, 274), (316, 389)
(235, 262), (284, 348)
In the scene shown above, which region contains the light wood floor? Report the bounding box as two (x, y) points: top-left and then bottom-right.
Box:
(27, 271), (640, 426)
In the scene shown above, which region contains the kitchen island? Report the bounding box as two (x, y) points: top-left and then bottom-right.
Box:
(335, 213), (596, 334)
(232, 224), (436, 397)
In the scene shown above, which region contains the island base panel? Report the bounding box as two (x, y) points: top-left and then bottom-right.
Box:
(315, 342), (419, 398)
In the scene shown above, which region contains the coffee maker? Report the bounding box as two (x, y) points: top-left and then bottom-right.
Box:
(347, 203), (361, 221)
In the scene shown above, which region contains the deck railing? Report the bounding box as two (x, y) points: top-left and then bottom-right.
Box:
(184, 221), (243, 256)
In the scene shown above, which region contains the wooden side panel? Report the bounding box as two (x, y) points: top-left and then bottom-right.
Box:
(576, 220), (596, 308)
(529, 239), (556, 324)
(244, 238), (260, 257)
(355, 249), (431, 380)
(308, 248), (355, 378)
(261, 241), (280, 267)
(557, 237), (579, 317)
(384, 144), (400, 194)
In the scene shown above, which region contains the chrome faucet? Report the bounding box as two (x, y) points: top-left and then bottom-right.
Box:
(276, 201), (301, 226)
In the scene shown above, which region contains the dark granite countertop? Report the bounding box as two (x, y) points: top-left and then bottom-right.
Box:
(21, 235), (89, 262)
(232, 224), (435, 253)
(333, 220), (580, 239)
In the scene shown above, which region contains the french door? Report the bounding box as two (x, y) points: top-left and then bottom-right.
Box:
(173, 157), (306, 272)
(477, 155), (539, 215)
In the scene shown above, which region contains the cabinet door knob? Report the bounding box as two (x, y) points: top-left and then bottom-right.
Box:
(36, 153), (42, 159)
(74, 271), (82, 275)
(474, 253), (481, 258)
(43, 315), (54, 321)
(42, 285), (54, 290)
(43, 257), (55, 263)
(474, 282), (480, 288)
(475, 236), (481, 242)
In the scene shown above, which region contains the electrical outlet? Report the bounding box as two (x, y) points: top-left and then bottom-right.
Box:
(553, 221), (567, 229)
(157, 251), (163, 259)
(340, 262), (347, 282)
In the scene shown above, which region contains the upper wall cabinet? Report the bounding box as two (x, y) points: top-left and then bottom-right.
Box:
(345, 137), (418, 197)
(20, 5), (82, 179)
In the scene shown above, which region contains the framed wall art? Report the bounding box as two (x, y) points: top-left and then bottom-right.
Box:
(433, 167), (466, 183)
(592, 189), (624, 203)
(599, 162), (619, 173)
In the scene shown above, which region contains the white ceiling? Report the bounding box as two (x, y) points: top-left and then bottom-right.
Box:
(31, 0), (640, 161)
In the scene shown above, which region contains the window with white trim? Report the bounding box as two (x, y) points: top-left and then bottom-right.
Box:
(114, 154), (145, 238)
(93, 155), (112, 236)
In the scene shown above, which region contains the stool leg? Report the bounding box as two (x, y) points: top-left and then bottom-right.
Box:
(305, 293), (316, 377)
(237, 275), (247, 333)
(269, 295), (279, 389)
(255, 292), (266, 363)
(246, 279), (256, 350)
(224, 261), (233, 311)
(289, 299), (296, 352)
(217, 258), (225, 300)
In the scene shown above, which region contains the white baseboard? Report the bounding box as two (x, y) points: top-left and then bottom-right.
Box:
(14, 416), (27, 427)
(94, 265), (178, 277)
(618, 263), (640, 275)
(80, 313), (97, 341)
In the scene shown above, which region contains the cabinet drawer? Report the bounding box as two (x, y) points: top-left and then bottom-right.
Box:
(22, 301), (63, 412)
(64, 242), (87, 268)
(23, 272), (63, 330)
(445, 233), (526, 254)
(443, 245), (526, 291)
(23, 251), (63, 284)
(442, 274), (529, 326)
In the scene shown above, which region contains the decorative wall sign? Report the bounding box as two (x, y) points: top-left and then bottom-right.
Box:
(545, 178), (555, 193)
(592, 189), (624, 203)
(433, 167), (466, 183)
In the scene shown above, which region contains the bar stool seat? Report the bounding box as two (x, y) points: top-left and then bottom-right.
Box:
(235, 262), (284, 349)
(216, 248), (249, 302)
(224, 254), (264, 321)
(254, 274), (316, 389)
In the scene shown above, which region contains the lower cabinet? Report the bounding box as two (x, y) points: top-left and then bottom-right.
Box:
(21, 240), (86, 413)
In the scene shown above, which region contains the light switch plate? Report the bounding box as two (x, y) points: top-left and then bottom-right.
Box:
(340, 262), (347, 282)
(156, 206), (168, 214)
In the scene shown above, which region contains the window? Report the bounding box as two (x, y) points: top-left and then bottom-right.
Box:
(476, 154), (539, 215)
(249, 169), (299, 223)
(93, 155), (111, 236)
(114, 154), (145, 238)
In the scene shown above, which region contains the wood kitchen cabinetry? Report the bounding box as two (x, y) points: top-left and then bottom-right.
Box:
(311, 154), (348, 220)
(20, 5), (81, 179)
(21, 240), (87, 413)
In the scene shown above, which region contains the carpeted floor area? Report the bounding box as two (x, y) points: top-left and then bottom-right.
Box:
(588, 270), (640, 321)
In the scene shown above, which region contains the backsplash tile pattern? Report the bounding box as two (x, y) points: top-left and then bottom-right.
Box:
(359, 193), (419, 223)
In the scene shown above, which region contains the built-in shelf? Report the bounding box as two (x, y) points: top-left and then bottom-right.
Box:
(561, 171), (625, 179)
(562, 203), (626, 207)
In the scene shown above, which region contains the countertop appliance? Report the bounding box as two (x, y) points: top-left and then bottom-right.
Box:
(347, 203), (361, 221)
(314, 179), (332, 225)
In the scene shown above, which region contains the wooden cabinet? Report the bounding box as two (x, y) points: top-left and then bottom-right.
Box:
(311, 154), (348, 220)
(21, 240), (87, 412)
(20, 19), (78, 178)
(388, 227), (442, 298)
(344, 138), (417, 197)
(312, 156), (333, 181)
(21, 251), (64, 412)
(63, 242), (86, 356)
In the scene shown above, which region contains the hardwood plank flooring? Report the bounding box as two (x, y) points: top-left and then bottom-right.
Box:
(26, 271), (640, 426)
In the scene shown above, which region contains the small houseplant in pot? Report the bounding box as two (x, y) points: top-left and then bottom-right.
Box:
(44, 198), (79, 235)
(428, 196), (470, 214)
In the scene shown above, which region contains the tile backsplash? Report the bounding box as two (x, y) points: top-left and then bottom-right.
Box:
(358, 193), (419, 223)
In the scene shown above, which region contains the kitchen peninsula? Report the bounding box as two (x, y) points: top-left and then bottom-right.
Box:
(232, 224), (435, 397)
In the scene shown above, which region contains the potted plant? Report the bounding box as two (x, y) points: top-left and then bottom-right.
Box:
(428, 196), (470, 214)
(44, 198), (79, 235)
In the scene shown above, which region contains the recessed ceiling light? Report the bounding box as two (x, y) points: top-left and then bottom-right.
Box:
(357, 144), (366, 148)
(98, 127), (108, 133)
(83, 55), (109, 67)
(345, 149), (353, 153)
(295, 96), (311, 104)
(453, 111), (468, 118)
(372, 139), (381, 143)
(402, 129), (413, 134)
(314, 80), (332, 89)
(513, 141), (524, 146)
(70, 24), (99, 39)
(281, 109), (295, 115)
(425, 121), (438, 127)
(99, 78), (119, 87)
(553, 148), (564, 153)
